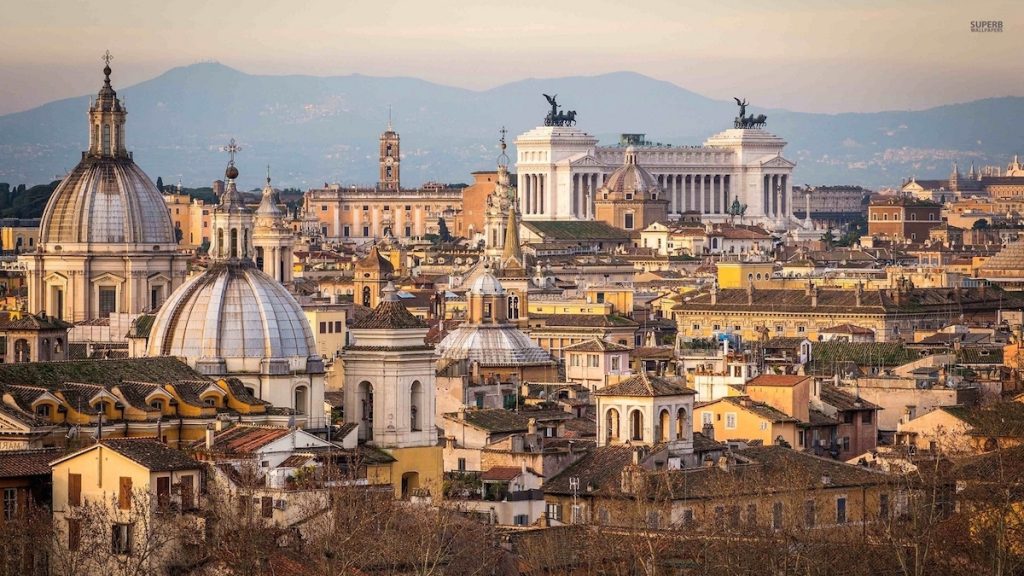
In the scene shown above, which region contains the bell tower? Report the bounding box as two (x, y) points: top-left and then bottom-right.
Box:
(379, 110), (400, 190)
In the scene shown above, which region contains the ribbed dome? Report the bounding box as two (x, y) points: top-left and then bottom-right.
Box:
(436, 325), (553, 367)
(470, 271), (504, 295)
(39, 156), (176, 246)
(146, 263), (318, 370)
(602, 146), (659, 200)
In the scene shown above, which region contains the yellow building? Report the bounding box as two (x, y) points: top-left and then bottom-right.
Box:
(0, 219), (40, 255)
(304, 305), (347, 360)
(694, 395), (800, 446)
(528, 300), (612, 316)
(50, 438), (203, 571)
(583, 286), (634, 316)
(715, 260), (775, 289)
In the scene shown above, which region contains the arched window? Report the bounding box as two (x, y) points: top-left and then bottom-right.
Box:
(243, 229), (249, 258)
(606, 408), (620, 443)
(358, 381), (374, 439)
(217, 228), (225, 258)
(410, 381), (423, 431)
(40, 338), (50, 362)
(230, 228), (238, 258)
(362, 286), (372, 307)
(13, 339), (30, 363)
(676, 408), (687, 440)
(659, 409), (670, 443)
(293, 386), (308, 415)
(630, 410), (644, 442)
(508, 294), (520, 320)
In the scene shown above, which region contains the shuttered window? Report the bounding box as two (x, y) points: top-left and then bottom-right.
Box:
(118, 477), (132, 510)
(68, 473), (81, 507)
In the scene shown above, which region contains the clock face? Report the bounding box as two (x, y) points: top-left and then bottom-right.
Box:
(385, 157), (395, 166)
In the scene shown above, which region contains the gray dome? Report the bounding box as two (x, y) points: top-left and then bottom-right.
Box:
(470, 272), (504, 295)
(602, 146), (659, 200)
(147, 263), (317, 370)
(437, 325), (552, 367)
(40, 157), (176, 246)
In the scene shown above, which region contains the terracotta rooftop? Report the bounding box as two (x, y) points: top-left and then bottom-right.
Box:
(0, 447), (63, 478)
(349, 283), (428, 330)
(98, 438), (201, 472)
(596, 372), (695, 397)
(198, 425), (292, 455)
(562, 338), (631, 353)
(746, 374), (812, 388)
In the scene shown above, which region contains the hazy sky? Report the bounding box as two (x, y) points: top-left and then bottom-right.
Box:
(1, 0), (1020, 115)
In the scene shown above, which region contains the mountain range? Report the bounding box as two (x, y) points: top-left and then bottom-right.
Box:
(0, 62), (1022, 190)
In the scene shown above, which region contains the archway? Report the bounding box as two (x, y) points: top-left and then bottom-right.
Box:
(13, 339), (30, 363)
(605, 408), (620, 443)
(659, 409), (670, 443)
(358, 381), (374, 439)
(293, 385), (308, 415)
(676, 408), (687, 440)
(401, 471), (420, 499)
(410, 380), (423, 431)
(362, 286), (372, 308)
(630, 410), (644, 442)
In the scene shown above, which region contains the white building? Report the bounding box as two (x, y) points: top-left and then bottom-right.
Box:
(515, 119), (797, 231)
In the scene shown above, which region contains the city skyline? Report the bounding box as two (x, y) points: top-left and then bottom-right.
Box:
(1, 0), (1020, 116)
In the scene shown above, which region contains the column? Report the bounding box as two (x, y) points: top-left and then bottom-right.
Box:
(771, 175), (779, 217)
(684, 175), (691, 212)
(722, 175), (730, 214)
(669, 175), (677, 214)
(763, 175), (770, 216)
(713, 176), (721, 214)
(780, 175), (788, 216)
(539, 175), (545, 216)
(572, 174), (578, 217)
(702, 175), (709, 214)
(523, 174), (531, 214)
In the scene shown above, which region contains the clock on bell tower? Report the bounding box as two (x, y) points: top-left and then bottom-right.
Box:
(378, 115), (400, 191)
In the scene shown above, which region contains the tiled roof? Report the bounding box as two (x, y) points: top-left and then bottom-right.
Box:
(803, 409), (840, 427)
(197, 425), (291, 455)
(763, 337), (810, 349)
(115, 381), (165, 411)
(562, 339), (631, 353)
(279, 454), (313, 468)
(957, 347), (1004, 365)
(522, 221), (631, 241)
(939, 403), (1024, 438)
(447, 409), (532, 434)
(630, 346), (675, 359)
(100, 438), (201, 472)
(596, 373), (695, 397)
(808, 341), (921, 374)
(0, 357), (208, 388)
(0, 313), (72, 331)
(350, 285), (428, 330)
(747, 374), (811, 388)
(533, 314), (639, 328)
(0, 447), (63, 478)
(819, 383), (880, 412)
(481, 466), (526, 482)
(543, 445), (634, 496)
(222, 378), (265, 406)
(126, 314), (155, 338)
(712, 396), (799, 423)
(820, 324), (874, 335)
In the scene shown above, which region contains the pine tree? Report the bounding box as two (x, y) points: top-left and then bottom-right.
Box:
(156, 176), (164, 192)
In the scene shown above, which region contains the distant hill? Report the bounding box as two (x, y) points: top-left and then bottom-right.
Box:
(0, 62), (1022, 190)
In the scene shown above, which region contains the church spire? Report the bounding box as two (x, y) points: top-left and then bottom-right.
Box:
(210, 139), (255, 264)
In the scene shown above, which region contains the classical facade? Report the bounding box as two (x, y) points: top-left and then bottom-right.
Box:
(144, 157), (325, 423)
(514, 107), (796, 231)
(596, 372), (695, 455)
(304, 123), (463, 242)
(21, 59), (189, 321)
(593, 147), (669, 233)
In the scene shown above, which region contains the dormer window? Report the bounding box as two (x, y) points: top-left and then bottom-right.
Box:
(150, 400), (164, 411)
(35, 404), (51, 418)
(204, 397), (217, 407)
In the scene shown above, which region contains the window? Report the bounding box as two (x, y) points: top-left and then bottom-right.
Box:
(343, 226), (350, 238)
(157, 476), (171, 509)
(842, 437), (850, 452)
(624, 213), (634, 230)
(546, 502), (562, 522)
(804, 500), (816, 528)
(713, 324), (720, 331)
(588, 354), (599, 368)
(319, 322), (327, 334)
(836, 497), (847, 524)
(457, 458), (466, 472)
(797, 326), (805, 333)
(2, 488), (15, 521)
(118, 477), (132, 510)
(692, 324), (700, 331)
(862, 411), (873, 424)
(362, 226), (370, 237)
(99, 286), (117, 317)
(383, 205), (390, 211)
(772, 502), (784, 529)
(405, 205), (412, 211)
(570, 354), (580, 367)
(320, 205), (328, 211)
(67, 518), (81, 551)
(760, 421), (768, 431)
(843, 412), (854, 424)
(111, 523), (133, 555)
(702, 412), (713, 425)
(682, 509), (695, 527)
(261, 496), (273, 518)
(798, 430), (805, 447)
(68, 473), (82, 507)
(35, 404), (51, 418)
(611, 356), (620, 371)
(725, 413), (737, 429)
(514, 514), (529, 526)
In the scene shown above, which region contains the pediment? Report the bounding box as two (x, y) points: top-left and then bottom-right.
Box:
(92, 272), (125, 285)
(759, 156), (796, 169)
(569, 155), (604, 168)
(43, 272), (69, 285)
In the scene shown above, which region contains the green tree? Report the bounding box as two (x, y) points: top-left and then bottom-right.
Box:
(155, 177), (164, 192)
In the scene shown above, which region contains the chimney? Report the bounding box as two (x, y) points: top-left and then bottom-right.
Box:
(702, 421), (715, 441)
(855, 282), (863, 307)
(710, 284), (718, 306)
(747, 283), (755, 305)
(805, 279), (814, 297)
(205, 425), (215, 451)
(527, 418), (537, 435)
(810, 284), (818, 308)
(214, 418), (224, 432)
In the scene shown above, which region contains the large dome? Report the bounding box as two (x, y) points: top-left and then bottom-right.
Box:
(146, 263), (318, 372)
(40, 157), (177, 246)
(437, 324), (553, 367)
